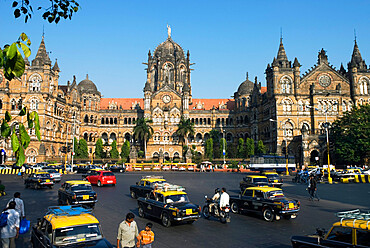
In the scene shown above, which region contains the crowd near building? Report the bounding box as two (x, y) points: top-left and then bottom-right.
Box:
(0, 28), (369, 167)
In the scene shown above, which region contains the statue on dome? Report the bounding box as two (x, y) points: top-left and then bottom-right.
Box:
(167, 24), (171, 38)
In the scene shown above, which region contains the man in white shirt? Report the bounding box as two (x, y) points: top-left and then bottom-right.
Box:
(7, 192), (25, 219)
(117, 213), (140, 248)
(209, 188), (220, 213)
(219, 188), (230, 210)
(1, 201), (20, 248)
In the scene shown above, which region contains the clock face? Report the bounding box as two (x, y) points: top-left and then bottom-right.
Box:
(162, 95), (171, 103)
(319, 75), (331, 88)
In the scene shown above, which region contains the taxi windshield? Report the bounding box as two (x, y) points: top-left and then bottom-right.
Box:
(266, 190), (285, 199)
(71, 184), (92, 192)
(35, 174), (50, 179)
(54, 224), (102, 245)
(165, 194), (189, 203)
(254, 178), (268, 183)
(266, 174), (279, 179)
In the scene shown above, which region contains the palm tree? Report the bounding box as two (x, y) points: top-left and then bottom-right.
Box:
(133, 118), (153, 159)
(176, 116), (195, 157)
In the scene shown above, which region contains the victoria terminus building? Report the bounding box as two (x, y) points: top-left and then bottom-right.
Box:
(0, 28), (369, 167)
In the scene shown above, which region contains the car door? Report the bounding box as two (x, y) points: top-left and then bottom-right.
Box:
(152, 193), (166, 217)
(253, 190), (265, 212)
(142, 192), (156, 217)
(89, 171), (98, 184)
(241, 189), (254, 211)
(34, 219), (52, 248)
(321, 226), (354, 247)
(137, 180), (146, 197)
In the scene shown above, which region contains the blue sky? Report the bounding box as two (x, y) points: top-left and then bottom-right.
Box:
(1, 0), (370, 99)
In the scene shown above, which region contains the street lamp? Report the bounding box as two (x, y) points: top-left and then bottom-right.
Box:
(306, 103), (337, 184)
(269, 119), (289, 175)
(222, 129), (226, 165)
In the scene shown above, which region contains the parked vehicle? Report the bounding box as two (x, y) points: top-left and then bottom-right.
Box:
(84, 170), (116, 187)
(202, 196), (230, 224)
(230, 187), (300, 222)
(291, 209), (370, 247)
(31, 205), (112, 248)
(58, 180), (97, 208)
(24, 171), (54, 189)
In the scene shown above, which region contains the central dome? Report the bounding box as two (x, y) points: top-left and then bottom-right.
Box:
(77, 74), (100, 95)
(237, 76), (254, 96)
(153, 37), (185, 60)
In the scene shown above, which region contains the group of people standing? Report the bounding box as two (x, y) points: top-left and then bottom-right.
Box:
(1, 192), (25, 248)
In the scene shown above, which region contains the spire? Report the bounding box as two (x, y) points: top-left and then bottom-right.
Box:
(52, 59), (60, 72)
(32, 36), (51, 67)
(246, 72), (249, 80)
(339, 63), (346, 75)
(349, 39), (367, 71)
(293, 57), (301, 67)
(276, 37), (288, 62)
(317, 48), (328, 65)
(144, 80), (151, 92)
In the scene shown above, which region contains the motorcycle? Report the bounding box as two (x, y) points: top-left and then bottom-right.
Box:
(202, 196), (230, 223)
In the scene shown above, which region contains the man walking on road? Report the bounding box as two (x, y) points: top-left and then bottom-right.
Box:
(7, 192), (25, 220)
(117, 213), (140, 248)
(308, 174), (320, 201)
(1, 201), (20, 248)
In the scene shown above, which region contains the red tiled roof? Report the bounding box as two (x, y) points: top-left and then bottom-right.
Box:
(191, 99), (235, 111)
(100, 98), (143, 110)
(261, 86), (267, 94)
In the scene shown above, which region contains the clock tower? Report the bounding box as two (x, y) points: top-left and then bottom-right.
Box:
(143, 27), (193, 161)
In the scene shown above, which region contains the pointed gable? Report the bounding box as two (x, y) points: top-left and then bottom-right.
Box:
(32, 36), (51, 67)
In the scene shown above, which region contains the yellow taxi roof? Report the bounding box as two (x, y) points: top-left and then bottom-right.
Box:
(65, 180), (91, 185)
(157, 190), (187, 197)
(263, 172), (279, 175)
(45, 213), (99, 229)
(92, 168), (104, 171)
(332, 219), (370, 230)
(246, 186), (282, 192)
(247, 175), (268, 178)
(35, 171), (49, 174)
(142, 178), (166, 183)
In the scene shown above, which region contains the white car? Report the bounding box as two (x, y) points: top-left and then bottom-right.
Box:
(31, 165), (43, 170)
(43, 169), (62, 182)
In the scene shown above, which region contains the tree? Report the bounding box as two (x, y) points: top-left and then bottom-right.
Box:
(210, 129), (220, 144)
(94, 138), (104, 159)
(331, 104), (370, 165)
(110, 140), (119, 159)
(77, 139), (88, 159)
(245, 138), (255, 158)
(255, 140), (266, 155)
(220, 138), (227, 158)
(10, 0), (80, 23)
(133, 118), (153, 159)
(237, 138), (245, 158)
(120, 140), (130, 162)
(205, 138), (213, 160)
(176, 116), (194, 157)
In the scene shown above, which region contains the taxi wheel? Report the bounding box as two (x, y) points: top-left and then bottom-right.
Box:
(97, 181), (102, 187)
(262, 208), (274, 222)
(130, 191), (137, 199)
(161, 212), (171, 227)
(231, 202), (240, 214)
(138, 205), (145, 218)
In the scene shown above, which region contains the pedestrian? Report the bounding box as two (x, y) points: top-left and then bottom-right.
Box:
(7, 193), (25, 220)
(138, 222), (154, 248)
(308, 174), (320, 201)
(117, 213), (140, 248)
(1, 201), (20, 248)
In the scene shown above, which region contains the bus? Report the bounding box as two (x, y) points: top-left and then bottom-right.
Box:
(247, 155), (296, 173)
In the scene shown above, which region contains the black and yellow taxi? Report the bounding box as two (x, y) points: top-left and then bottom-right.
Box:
(137, 183), (201, 227)
(291, 209), (370, 247)
(239, 175), (269, 192)
(31, 205), (112, 248)
(25, 171), (55, 189)
(261, 171), (283, 187)
(58, 181), (97, 208)
(230, 186), (300, 222)
(130, 176), (166, 199)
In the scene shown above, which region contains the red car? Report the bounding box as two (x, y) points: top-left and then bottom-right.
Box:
(85, 170), (116, 187)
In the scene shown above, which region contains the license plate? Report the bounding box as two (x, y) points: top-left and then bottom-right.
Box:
(186, 209), (192, 215)
(83, 195), (89, 200)
(289, 203), (294, 209)
(274, 180), (278, 183)
(107, 181), (113, 183)
(46, 180), (50, 182)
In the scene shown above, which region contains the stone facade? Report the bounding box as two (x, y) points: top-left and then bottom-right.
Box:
(0, 33), (369, 167)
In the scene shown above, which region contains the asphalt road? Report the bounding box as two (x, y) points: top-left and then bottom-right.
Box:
(0, 172), (369, 248)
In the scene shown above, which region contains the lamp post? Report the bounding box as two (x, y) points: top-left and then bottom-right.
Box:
(269, 119), (289, 175)
(71, 116), (77, 168)
(306, 103), (337, 184)
(222, 129), (226, 165)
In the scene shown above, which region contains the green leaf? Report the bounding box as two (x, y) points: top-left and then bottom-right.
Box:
(35, 125), (41, 141)
(1, 120), (11, 138)
(11, 128), (20, 152)
(34, 112), (41, 140)
(5, 111), (11, 122)
(12, 50), (25, 77)
(6, 43), (17, 59)
(12, 1), (18, 7)
(16, 146), (25, 166)
(19, 42), (31, 57)
(19, 124), (30, 148)
(14, 8), (21, 18)
(19, 107), (27, 116)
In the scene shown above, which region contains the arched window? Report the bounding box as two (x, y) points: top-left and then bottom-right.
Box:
(101, 133), (108, 144)
(17, 99), (22, 110)
(110, 133), (117, 142)
(83, 133), (88, 141)
(282, 98), (292, 112)
(359, 77), (369, 95)
(298, 100), (304, 112)
(84, 115), (88, 123)
(226, 133), (233, 143)
(83, 98), (87, 107)
(30, 98), (39, 110)
(195, 133), (202, 143)
(101, 118), (105, 124)
(114, 118), (117, 124)
(29, 74), (42, 92)
(110, 118), (113, 125)
(280, 76), (292, 94)
(11, 99), (16, 110)
(90, 115), (94, 123)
